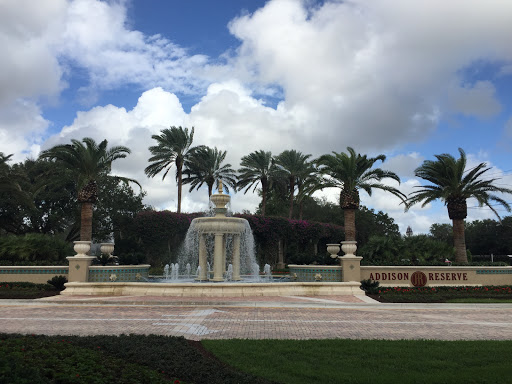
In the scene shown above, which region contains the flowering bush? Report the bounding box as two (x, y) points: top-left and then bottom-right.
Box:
(376, 285), (512, 302)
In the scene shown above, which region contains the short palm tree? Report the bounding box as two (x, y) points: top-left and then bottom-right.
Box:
(183, 146), (237, 197)
(316, 147), (405, 242)
(275, 150), (313, 219)
(237, 150), (276, 216)
(145, 126), (196, 213)
(40, 138), (138, 242)
(407, 148), (512, 263)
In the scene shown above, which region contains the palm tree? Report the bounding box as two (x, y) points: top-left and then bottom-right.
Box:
(407, 148), (512, 263)
(316, 147), (405, 242)
(145, 126), (196, 213)
(237, 150), (276, 216)
(40, 138), (138, 242)
(295, 170), (323, 220)
(183, 146), (237, 197)
(275, 150), (313, 219)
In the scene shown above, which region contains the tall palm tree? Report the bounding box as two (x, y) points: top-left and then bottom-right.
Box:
(316, 147), (405, 242)
(274, 150), (313, 219)
(407, 148), (512, 263)
(295, 170), (323, 220)
(237, 150), (276, 216)
(145, 126), (196, 213)
(183, 146), (237, 197)
(40, 138), (138, 242)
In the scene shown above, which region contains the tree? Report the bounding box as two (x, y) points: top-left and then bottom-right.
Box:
(407, 148), (512, 263)
(40, 138), (138, 242)
(429, 223), (453, 245)
(316, 147), (405, 241)
(274, 150), (313, 219)
(183, 146), (237, 197)
(145, 126), (196, 213)
(237, 150), (276, 216)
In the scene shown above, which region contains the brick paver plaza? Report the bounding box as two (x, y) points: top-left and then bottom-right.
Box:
(1, 295), (512, 341)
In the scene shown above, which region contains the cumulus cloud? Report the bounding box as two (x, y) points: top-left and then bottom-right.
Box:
(228, 0), (512, 152)
(3, 0), (512, 226)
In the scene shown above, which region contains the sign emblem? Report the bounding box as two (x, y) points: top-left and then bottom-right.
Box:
(410, 271), (427, 287)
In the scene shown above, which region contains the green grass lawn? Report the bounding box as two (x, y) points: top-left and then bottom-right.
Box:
(202, 339), (512, 384)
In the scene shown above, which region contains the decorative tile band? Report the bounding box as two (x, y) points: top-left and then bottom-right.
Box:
(476, 270), (512, 275)
(0, 269), (68, 275)
(88, 267), (150, 282)
(288, 267), (342, 282)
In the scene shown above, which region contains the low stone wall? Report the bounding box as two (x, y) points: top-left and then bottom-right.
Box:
(61, 281), (363, 297)
(88, 265), (151, 282)
(0, 266), (69, 284)
(361, 266), (512, 287)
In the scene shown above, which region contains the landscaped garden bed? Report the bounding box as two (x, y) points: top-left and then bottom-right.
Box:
(0, 281), (61, 299)
(0, 334), (274, 384)
(370, 285), (512, 303)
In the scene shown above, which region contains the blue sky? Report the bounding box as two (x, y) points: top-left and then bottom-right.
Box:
(1, 0), (512, 234)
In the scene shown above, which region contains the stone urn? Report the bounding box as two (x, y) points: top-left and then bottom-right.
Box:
(341, 241), (357, 256)
(100, 243), (115, 255)
(326, 244), (341, 259)
(73, 241), (91, 256)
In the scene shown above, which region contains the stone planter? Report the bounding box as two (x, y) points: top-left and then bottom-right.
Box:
(326, 244), (341, 258)
(73, 241), (91, 256)
(100, 243), (115, 255)
(341, 241), (357, 256)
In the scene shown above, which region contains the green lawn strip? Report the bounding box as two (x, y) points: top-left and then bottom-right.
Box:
(202, 339), (512, 384)
(0, 334), (274, 384)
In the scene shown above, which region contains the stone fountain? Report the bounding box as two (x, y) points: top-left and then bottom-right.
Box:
(62, 180), (364, 297)
(192, 181), (247, 281)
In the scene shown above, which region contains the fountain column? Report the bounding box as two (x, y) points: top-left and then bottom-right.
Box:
(212, 233), (225, 281)
(197, 234), (208, 281)
(232, 234), (241, 281)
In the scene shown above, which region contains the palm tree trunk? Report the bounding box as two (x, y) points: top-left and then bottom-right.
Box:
(261, 179), (267, 217)
(288, 178), (295, 219)
(177, 168), (182, 213)
(208, 183), (213, 198)
(344, 208), (356, 241)
(299, 201), (303, 220)
(80, 202), (93, 242)
(452, 218), (467, 263)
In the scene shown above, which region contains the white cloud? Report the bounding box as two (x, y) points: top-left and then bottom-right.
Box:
(228, 0), (512, 152)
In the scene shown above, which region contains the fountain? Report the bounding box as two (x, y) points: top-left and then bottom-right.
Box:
(62, 180), (363, 297)
(174, 180), (258, 282)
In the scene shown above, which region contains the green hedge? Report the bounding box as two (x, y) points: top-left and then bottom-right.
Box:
(0, 234), (72, 263)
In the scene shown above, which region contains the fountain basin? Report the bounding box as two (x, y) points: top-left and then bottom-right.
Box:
(192, 217), (247, 234)
(61, 281), (363, 297)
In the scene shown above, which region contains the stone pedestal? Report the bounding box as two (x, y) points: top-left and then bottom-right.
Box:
(340, 255), (363, 282)
(67, 241), (95, 282)
(340, 240), (362, 282)
(67, 256), (95, 283)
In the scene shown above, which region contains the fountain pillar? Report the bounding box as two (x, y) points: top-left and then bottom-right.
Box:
(212, 233), (225, 281)
(197, 234), (208, 281)
(232, 234), (241, 281)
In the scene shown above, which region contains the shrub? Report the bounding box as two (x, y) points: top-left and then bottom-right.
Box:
(360, 279), (380, 294)
(0, 234), (73, 263)
(47, 275), (68, 291)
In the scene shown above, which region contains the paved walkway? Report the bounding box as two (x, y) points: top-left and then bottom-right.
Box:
(1, 295), (512, 341)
